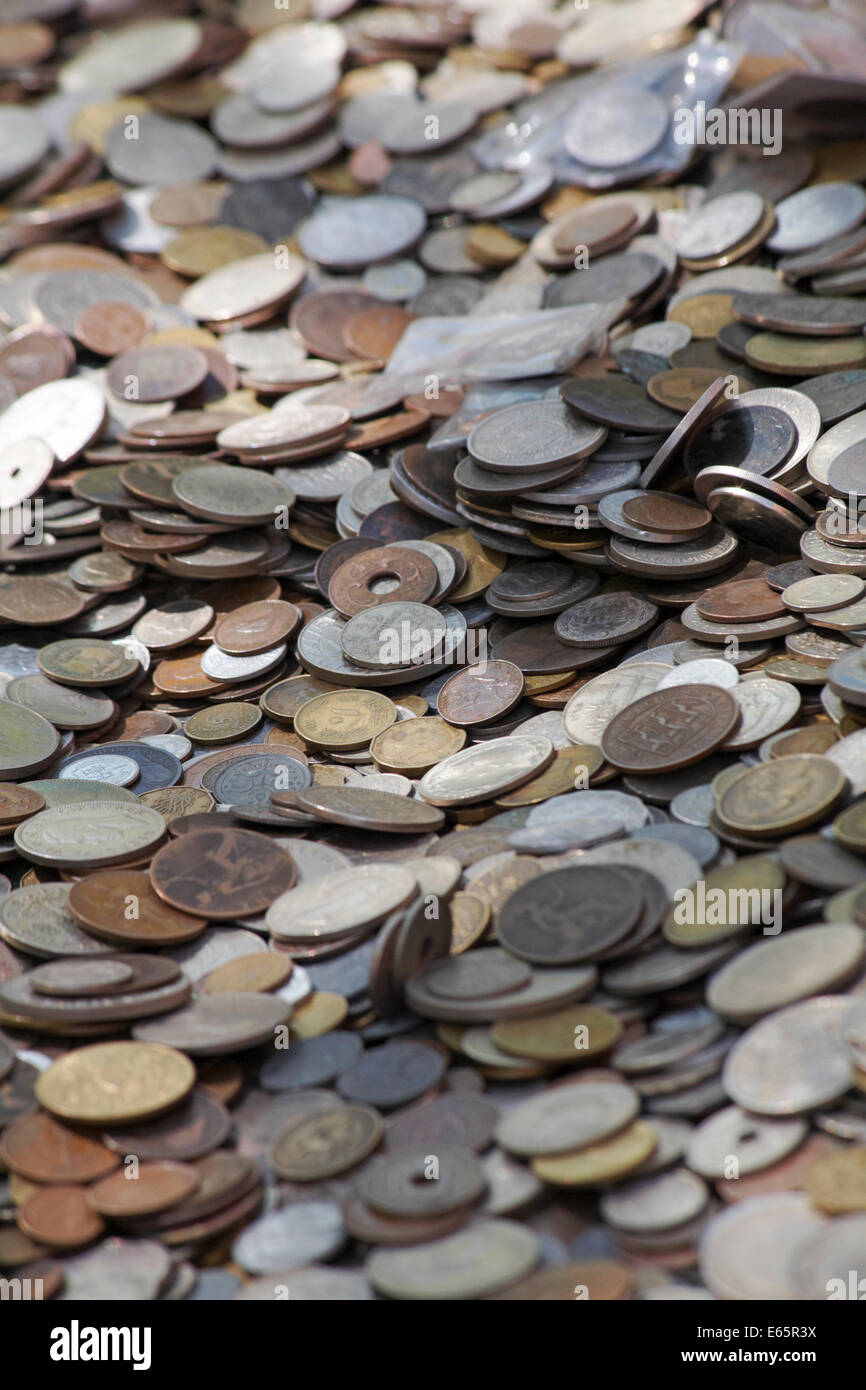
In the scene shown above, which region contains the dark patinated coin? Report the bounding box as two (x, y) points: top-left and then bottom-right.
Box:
(554, 593), (658, 649)
(601, 685), (740, 773)
(497, 865), (641, 965)
(560, 377), (680, 435)
(291, 786), (445, 834)
(684, 403), (797, 478)
(150, 828), (296, 919)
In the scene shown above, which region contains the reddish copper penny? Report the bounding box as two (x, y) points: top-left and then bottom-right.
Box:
(149, 827), (296, 919)
(74, 301), (151, 357)
(621, 493), (712, 536)
(0, 1112), (120, 1184)
(18, 1184), (106, 1249)
(0, 784), (45, 823)
(87, 1160), (200, 1217)
(328, 544), (439, 617)
(437, 659), (526, 728)
(68, 871), (208, 946)
(696, 576), (786, 624)
(290, 289), (385, 362)
(343, 305), (416, 361)
(213, 599), (302, 655)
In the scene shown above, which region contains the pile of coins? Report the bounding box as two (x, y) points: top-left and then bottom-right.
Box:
(3, 0), (866, 1303)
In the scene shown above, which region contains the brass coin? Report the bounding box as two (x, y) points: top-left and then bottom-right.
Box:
(492, 1006), (623, 1062)
(717, 756), (847, 836)
(295, 688), (397, 751)
(36, 1041), (196, 1125)
(531, 1120), (657, 1187)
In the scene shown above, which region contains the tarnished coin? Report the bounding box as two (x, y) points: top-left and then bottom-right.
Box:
(601, 686), (739, 773)
(150, 828), (295, 920)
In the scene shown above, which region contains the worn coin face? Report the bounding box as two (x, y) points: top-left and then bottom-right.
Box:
(601, 685), (740, 773)
(150, 828), (295, 920)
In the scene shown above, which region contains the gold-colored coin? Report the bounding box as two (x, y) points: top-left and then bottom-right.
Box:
(202, 953), (291, 994)
(668, 292), (736, 339)
(647, 367), (746, 413)
(71, 97), (151, 153)
(663, 855), (786, 947)
(141, 326), (220, 351)
(290, 991), (348, 1039)
(805, 1146), (866, 1214)
(746, 331), (866, 376)
(449, 891), (490, 954)
(312, 765), (349, 786)
(716, 755), (846, 836)
(371, 715), (466, 775)
(495, 745), (603, 807)
(399, 694), (428, 715)
(531, 1120), (657, 1187)
(294, 688), (397, 751)
(465, 223), (526, 267)
(427, 528), (506, 600)
(523, 670), (577, 694)
(308, 160), (363, 195)
(185, 702), (262, 745)
(492, 1005), (623, 1062)
(162, 225), (268, 277)
(35, 1042), (195, 1124)
(435, 1021), (467, 1051)
(139, 786), (215, 821)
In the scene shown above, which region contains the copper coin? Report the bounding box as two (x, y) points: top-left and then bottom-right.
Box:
(437, 660), (525, 728)
(290, 289), (386, 362)
(18, 1185), (105, 1250)
(68, 871), (208, 946)
(0, 576), (86, 626)
(213, 600), (301, 655)
(620, 493), (712, 536)
(87, 1160), (200, 1217)
(601, 685), (740, 773)
(74, 302), (150, 357)
(0, 1112), (119, 1183)
(328, 544), (439, 617)
(150, 827), (296, 919)
(290, 786), (445, 834)
(0, 784), (45, 824)
(696, 577), (786, 624)
(343, 304), (416, 361)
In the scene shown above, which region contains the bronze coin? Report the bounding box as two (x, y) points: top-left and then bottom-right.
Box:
(87, 1160), (200, 1217)
(328, 544), (439, 617)
(0, 784), (45, 825)
(290, 786), (445, 834)
(601, 685), (740, 773)
(0, 1111), (119, 1183)
(696, 577), (786, 623)
(213, 600), (301, 655)
(74, 301), (150, 356)
(0, 576), (86, 626)
(18, 1185), (105, 1250)
(437, 660), (525, 728)
(290, 288), (386, 362)
(620, 493), (712, 536)
(67, 871), (208, 946)
(150, 827), (296, 919)
(494, 621), (615, 676)
(343, 304), (416, 361)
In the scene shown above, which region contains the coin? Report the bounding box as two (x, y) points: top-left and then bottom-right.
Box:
(36, 1042), (195, 1124)
(601, 686), (739, 773)
(150, 828), (295, 919)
